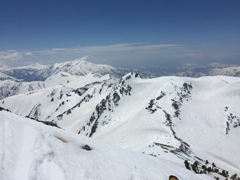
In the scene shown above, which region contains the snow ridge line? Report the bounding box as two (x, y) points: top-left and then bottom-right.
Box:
(146, 82), (203, 162)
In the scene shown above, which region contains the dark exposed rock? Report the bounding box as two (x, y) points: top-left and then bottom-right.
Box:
(169, 175), (178, 180)
(145, 99), (157, 114)
(0, 106), (10, 112)
(82, 144), (92, 151)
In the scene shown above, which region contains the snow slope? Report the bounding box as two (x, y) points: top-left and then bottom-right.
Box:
(0, 80), (46, 100)
(0, 72), (18, 81)
(0, 111), (212, 180)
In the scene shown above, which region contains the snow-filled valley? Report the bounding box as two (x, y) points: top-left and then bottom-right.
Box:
(0, 59), (240, 180)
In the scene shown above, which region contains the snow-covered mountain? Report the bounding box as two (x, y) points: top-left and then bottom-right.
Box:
(1, 73), (240, 179)
(176, 63), (240, 77)
(0, 72), (18, 81)
(49, 57), (126, 78)
(209, 66), (240, 76)
(1, 63), (50, 82)
(0, 57), (130, 82)
(47, 58), (159, 79)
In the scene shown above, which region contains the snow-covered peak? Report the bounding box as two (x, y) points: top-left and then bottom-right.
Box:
(121, 72), (142, 81)
(50, 58), (115, 77)
(69, 56), (90, 64)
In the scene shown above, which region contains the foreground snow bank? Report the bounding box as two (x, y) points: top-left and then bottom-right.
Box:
(0, 111), (211, 180)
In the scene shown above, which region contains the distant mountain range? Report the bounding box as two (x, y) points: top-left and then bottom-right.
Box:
(176, 63), (240, 77)
(1, 57), (240, 82)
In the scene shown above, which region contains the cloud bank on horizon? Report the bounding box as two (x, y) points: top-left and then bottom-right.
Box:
(0, 43), (239, 68)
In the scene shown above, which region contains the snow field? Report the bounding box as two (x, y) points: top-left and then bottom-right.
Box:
(0, 111), (212, 180)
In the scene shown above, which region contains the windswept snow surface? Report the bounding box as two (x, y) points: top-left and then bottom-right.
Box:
(0, 111), (211, 180)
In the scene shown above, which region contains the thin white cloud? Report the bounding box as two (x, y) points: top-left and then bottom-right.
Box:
(25, 52), (33, 56)
(3, 43), (235, 67)
(0, 51), (22, 61)
(174, 53), (203, 58)
(52, 48), (66, 51)
(42, 43), (183, 56)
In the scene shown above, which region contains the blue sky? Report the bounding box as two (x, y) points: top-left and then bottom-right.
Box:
(0, 0), (239, 67)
